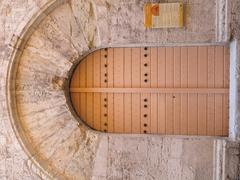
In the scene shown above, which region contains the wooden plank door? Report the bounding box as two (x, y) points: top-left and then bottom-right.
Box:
(70, 46), (229, 136)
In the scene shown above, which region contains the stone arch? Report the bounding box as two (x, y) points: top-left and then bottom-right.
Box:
(6, 1), (103, 178)
(4, 0), (237, 179)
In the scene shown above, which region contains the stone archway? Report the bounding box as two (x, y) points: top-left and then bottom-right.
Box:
(4, 0), (239, 179)
(7, 1), (102, 178)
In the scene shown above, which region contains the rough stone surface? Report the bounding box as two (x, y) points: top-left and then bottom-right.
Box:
(0, 0), (239, 179)
(230, 0), (240, 144)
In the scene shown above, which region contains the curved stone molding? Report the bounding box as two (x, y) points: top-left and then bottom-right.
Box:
(6, 1), (68, 178)
(6, 0), (102, 178)
(4, 0), (239, 179)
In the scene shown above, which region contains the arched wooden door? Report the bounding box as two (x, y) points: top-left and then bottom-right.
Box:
(70, 46), (229, 136)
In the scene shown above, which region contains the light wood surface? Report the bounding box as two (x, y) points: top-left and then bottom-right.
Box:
(70, 46), (229, 136)
(70, 88), (228, 94)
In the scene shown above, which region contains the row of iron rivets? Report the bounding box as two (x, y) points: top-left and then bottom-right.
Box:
(104, 48), (108, 84)
(103, 97), (108, 132)
(103, 49), (108, 132)
(143, 48), (149, 133)
(144, 47), (149, 83)
(143, 98), (148, 134)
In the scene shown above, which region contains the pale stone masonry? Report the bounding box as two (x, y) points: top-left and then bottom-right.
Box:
(0, 0), (240, 179)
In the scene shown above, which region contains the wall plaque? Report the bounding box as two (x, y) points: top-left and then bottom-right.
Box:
(144, 2), (183, 28)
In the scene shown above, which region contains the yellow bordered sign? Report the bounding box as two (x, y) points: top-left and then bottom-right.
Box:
(144, 2), (183, 28)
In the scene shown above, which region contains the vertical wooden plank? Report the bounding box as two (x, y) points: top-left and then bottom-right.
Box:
(173, 47), (181, 134)
(224, 46), (230, 88)
(207, 94), (215, 136)
(198, 95), (207, 135)
(174, 47), (181, 88)
(132, 94), (141, 133)
(107, 94), (114, 133)
(79, 58), (87, 123)
(71, 65), (80, 116)
(180, 47), (188, 135)
(187, 47), (198, 88)
(207, 46), (215, 136)
(166, 47), (174, 88)
(223, 94), (229, 136)
(166, 95), (174, 135)
(188, 47), (198, 135)
(198, 47), (208, 88)
(158, 47), (166, 134)
(113, 48), (124, 87)
(141, 48), (151, 133)
(223, 46), (230, 135)
(113, 48), (124, 133)
(93, 50), (101, 130)
(158, 47), (166, 88)
(124, 48), (132, 88)
(150, 48), (158, 133)
(93, 50), (101, 88)
(150, 94), (158, 134)
(141, 47), (151, 88)
(166, 47), (174, 134)
(114, 94), (124, 133)
(101, 93), (108, 132)
(141, 94), (150, 133)
(86, 53), (94, 128)
(124, 48), (132, 133)
(215, 95), (223, 136)
(132, 48), (141, 133)
(188, 95), (198, 135)
(107, 48), (114, 132)
(215, 46), (224, 88)
(100, 49), (108, 132)
(158, 94), (166, 134)
(150, 47), (158, 88)
(93, 93), (101, 131)
(215, 46), (224, 136)
(197, 46), (208, 135)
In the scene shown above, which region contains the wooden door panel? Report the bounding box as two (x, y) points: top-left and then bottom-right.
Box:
(158, 94), (166, 134)
(150, 94), (158, 133)
(124, 48), (132, 133)
(86, 54), (94, 127)
(70, 46), (229, 136)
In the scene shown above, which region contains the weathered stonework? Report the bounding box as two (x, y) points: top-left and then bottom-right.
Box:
(0, 0), (240, 179)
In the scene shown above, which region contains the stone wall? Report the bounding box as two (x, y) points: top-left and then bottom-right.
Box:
(0, 0), (240, 179)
